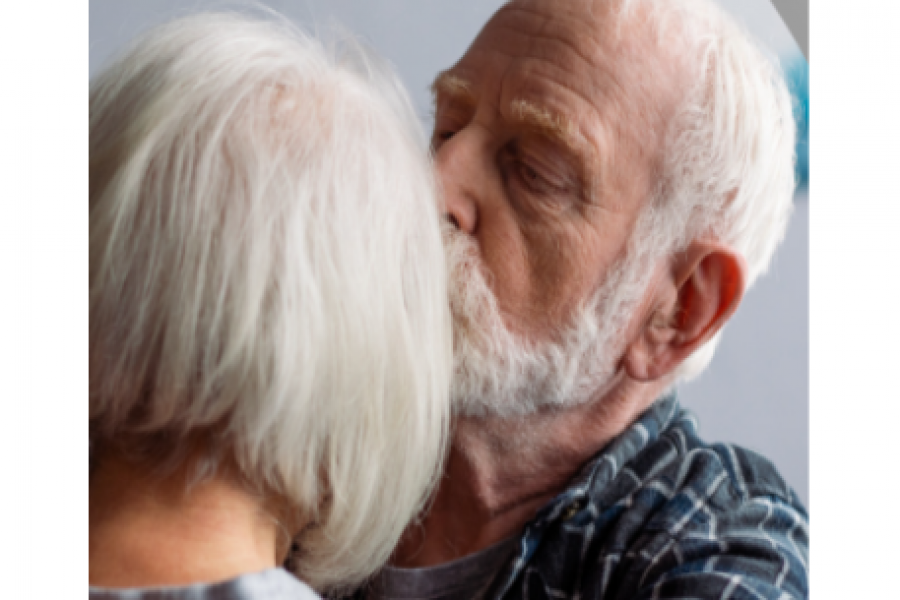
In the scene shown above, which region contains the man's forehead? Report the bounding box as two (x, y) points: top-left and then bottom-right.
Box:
(444, 2), (653, 119)
(475, 0), (627, 62)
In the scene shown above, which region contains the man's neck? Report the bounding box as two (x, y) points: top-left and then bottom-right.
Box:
(393, 376), (662, 568)
(89, 454), (287, 588)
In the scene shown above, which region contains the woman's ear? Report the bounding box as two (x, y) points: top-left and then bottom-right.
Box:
(623, 240), (746, 382)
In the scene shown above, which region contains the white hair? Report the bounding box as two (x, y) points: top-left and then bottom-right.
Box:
(89, 13), (450, 593)
(449, 0), (796, 415)
(617, 0), (797, 383)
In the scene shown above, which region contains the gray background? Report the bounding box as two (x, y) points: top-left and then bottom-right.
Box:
(770, 0), (807, 59)
(89, 0), (808, 505)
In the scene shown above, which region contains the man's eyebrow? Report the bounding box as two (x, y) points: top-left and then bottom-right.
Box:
(430, 72), (477, 106)
(509, 98), (584, 157)
(431, 75), (582, 154)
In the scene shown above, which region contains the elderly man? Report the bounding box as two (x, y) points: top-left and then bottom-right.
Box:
(361, 0), (808, 599)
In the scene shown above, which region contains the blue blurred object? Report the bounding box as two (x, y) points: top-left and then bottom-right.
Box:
(783, 54), (809, 192)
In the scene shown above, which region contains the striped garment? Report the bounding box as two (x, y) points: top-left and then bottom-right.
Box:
(474, 393), (809, 599)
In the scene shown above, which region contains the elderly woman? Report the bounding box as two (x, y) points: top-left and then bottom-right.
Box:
(89, 13), (450, 599)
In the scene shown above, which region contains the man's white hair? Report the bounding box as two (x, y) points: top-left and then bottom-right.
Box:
(89, 13), (450, 593)
(618, 0), (797, 383)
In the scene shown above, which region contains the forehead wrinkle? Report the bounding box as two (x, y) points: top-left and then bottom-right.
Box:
(473, 22), (600, 90)
(495, 4), (605, 71)
(485, 1), (658, 109)
(465, 17), (630, 123)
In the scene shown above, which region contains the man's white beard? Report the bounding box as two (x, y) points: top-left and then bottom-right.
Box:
(444, 223), (652, 418)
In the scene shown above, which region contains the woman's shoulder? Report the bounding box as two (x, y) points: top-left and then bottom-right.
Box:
(89, 568), (321, 600)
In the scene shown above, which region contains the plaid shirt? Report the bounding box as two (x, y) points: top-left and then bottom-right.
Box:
(477, 393), (809, 599)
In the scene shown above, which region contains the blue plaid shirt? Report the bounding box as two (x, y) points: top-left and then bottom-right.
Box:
(477, 393), (809, 599)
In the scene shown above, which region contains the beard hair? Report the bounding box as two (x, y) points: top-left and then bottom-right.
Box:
(444, 222), (654, 418)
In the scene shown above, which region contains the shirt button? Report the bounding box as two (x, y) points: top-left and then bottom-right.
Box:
(563, 502), (582, 521)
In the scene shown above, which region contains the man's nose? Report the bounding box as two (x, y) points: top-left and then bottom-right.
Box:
(434, 133), (480, 235)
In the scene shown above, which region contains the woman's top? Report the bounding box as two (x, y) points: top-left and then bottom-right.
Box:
(89, 568), (321, 600)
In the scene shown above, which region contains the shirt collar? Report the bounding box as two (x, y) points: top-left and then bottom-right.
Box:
(488, 392), (681, 598)
(537, 392), (679, 515)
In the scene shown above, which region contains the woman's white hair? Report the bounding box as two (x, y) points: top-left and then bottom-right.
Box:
(617, 0), (797, 383)
(89, 13), (450, 593)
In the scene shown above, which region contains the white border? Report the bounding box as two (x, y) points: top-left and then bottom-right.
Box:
(0, 1), (87, 595)
(811, 0), (900, 595)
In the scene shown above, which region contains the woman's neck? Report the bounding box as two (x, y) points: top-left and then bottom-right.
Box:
(89, 453), (285, 589)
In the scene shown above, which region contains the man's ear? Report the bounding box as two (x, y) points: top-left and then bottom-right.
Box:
(623, 240), (746, 382)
